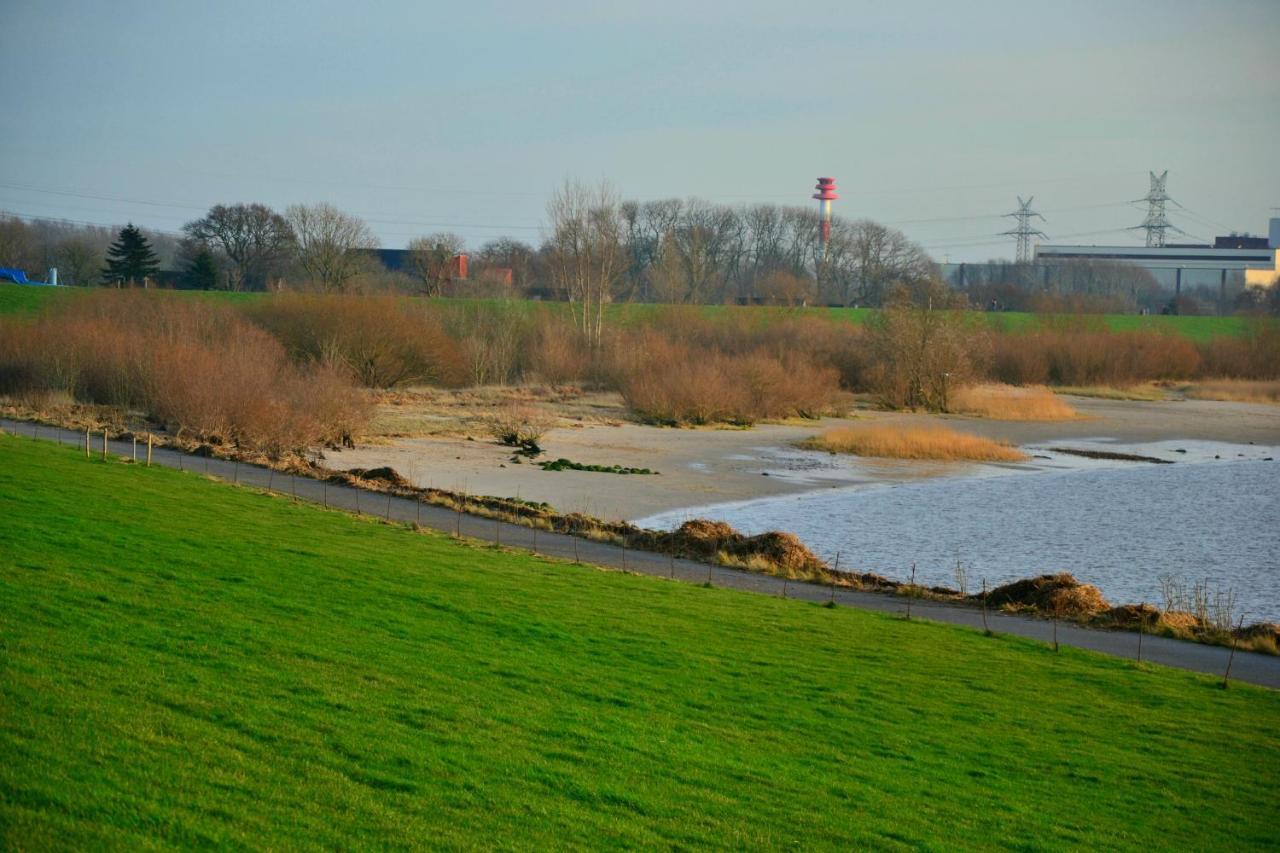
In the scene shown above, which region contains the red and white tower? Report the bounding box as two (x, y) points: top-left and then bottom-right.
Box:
(813, 177), (838, 259)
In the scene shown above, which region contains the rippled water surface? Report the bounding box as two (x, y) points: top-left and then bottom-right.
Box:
(641, 455), (1280, 622)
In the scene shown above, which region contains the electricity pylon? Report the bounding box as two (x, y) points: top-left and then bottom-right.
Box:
(1002, 196), (1047, 263)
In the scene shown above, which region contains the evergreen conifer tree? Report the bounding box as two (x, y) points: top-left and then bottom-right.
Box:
(184, 246), (219, 290)
(101, 224), (160, 285)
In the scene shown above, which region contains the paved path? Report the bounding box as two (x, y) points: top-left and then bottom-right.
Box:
(5, 418), (1277, 690)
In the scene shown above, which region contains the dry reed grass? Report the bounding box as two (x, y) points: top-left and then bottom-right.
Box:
(801, 424), (1027, 462)
(950, 383), (1078, 420)
(1052, 384), (1167, 401)
(1177, 379), (1280, 404)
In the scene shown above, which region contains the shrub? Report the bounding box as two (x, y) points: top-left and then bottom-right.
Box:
(487, 404), (557, 452)
(244, 293), (467, 388)
(615, 332), (840, 426)
(0, 292), (370, 453)
(526, 318), (594, 384)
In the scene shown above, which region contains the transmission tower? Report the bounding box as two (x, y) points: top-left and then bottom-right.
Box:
(1135, 170), (1173, 247)
(1002, 196), (1047, 263)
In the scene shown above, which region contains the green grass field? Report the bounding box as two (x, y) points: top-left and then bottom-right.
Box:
(2, 434), (1277, 848)
(0, 282), (1257, 340)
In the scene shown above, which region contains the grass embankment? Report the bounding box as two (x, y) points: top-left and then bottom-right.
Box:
(0, 283), (1255, 342)
(2, 435), (1278, 848)
(802, 424), (1027, 462)
(0, 283), (70, 315)
(951, 383), (1078, 420)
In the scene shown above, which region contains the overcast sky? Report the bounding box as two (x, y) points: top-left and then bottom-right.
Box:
(2, 0), (1277, 261)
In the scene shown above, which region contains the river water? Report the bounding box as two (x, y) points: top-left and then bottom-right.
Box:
(638, 441), (1280, 623)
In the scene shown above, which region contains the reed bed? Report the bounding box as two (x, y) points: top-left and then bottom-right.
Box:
(950, 383), (1078, 420)
(800, 424), (1027, 462)
(1178, 378), (1280, 404)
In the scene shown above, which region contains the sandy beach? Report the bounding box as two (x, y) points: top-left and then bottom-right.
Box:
(324, 396), (1280, 523)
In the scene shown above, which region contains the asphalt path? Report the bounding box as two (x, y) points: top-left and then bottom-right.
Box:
(5, 417), (1277, 690)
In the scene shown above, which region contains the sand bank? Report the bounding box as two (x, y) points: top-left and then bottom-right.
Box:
(324, 396), (1280, 523)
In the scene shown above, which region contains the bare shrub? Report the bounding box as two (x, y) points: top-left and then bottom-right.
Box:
(244, 293), (466, 388)
(615, 331), (840, 426)
(1199, 322), (1280, 379)
(439, 302), (530, 386)
(953, 560), (968, 597)
(0, 291), (370, 453)
(487, 404), (557, 452)
(988, 334), (1050, 385)
(1159, 574), (1241, 634)
(868, 283), (985, 410)
(526, 317), (594, 384)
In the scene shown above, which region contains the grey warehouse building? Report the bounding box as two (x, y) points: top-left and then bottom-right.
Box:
(1033, 217), (1280, 296)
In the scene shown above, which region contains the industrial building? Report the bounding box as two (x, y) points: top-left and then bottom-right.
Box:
(1034, 217), (1280, 294)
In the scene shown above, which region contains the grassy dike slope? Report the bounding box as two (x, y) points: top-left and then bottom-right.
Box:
(1, 434), (1277, 849)
(0, 282), (1255, 340)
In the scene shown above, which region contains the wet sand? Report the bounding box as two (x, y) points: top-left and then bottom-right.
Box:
(324, 397), (1280, 523)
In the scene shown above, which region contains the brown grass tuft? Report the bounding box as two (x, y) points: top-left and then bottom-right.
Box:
(801, 424), (1027, 462)
(950, 383), (1078, 420)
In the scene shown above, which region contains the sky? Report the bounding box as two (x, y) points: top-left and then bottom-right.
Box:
(2, 0), (1278, 262)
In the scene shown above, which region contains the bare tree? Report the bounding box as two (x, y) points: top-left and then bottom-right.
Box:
(545, 179), (624, 347)
(0, 216), (39, 271)
(474, 237), (538, 291)
(56, 237), (102, 286)
(829, 220), (934, 307)
(406, 233), (465, 297)
(285, 203), (379, 292)
(183, 203), (295, 291)
(649, 200), (740, 304)
(870, 279), (981, 410)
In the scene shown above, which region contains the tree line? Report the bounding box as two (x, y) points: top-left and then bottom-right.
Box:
(0, 183), (937, 304)
(3, 179), (1273, 316)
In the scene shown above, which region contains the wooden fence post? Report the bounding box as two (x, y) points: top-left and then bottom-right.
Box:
(1137, 602), (1145, 664)
(830, 551), (840, 604)
(1222, 613), (1246, 689)
(84, 428), (90, 458)
(905, 563), (916, 620)
(146, 434), (153, 466)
